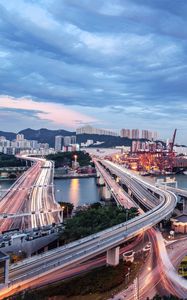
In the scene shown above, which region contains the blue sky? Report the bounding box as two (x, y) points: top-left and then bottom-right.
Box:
(0, 0), (187, 143)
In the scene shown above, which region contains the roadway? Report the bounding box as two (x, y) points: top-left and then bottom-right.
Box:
(0, 160), (42, 232)
(101, 160), (162, 210)
(0, 159), (177, 299)
(102, 161), (187, 299)
(94, 159), (137, 209)
(1, 234), (144, 299)
(0, 156), (60, 232)
(29, 160), (60, 228)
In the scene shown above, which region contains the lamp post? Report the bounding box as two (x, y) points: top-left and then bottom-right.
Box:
(59, 205), (64, 223)
(74, 154), (77, 162)
(136, 266), (151, 300)
(125, 267), (130, 285)
(126, 209), (128, 231)
(74, 154), (78, 165)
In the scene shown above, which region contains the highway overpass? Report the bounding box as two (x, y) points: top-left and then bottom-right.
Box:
(0, 159), (177, 298)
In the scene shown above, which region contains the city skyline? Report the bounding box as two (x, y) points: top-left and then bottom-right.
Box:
(0, 1), (187, 143)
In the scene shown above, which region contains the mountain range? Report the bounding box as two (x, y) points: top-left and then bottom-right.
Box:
(0, 128), (153, 147)
(0, 128), (75, 147)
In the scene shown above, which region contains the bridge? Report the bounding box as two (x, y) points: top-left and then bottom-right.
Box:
(0, 156), (61, 233)
(163, 186), (187, 198)
(0, 209), (63, 221)
(0, 167), (28, 172)
(0, 158), (178, 298)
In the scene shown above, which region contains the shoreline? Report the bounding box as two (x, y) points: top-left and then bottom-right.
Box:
(54, 174), (97, 179)
(0, 178), (17, 181)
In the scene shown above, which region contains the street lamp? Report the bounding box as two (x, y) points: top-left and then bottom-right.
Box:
(59, 206), (64, 223)
(125, 267), (130, 285)
(136, 265), (151, 300)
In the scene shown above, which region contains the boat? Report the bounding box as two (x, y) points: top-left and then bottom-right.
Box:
(183, 171), (187, 175)
(149, 170), (161, 176)
(164, 171), (176, 175)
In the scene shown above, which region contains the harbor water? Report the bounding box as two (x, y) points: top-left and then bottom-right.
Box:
(1, 174), (187, 207)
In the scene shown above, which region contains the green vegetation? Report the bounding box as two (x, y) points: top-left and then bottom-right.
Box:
(46, 151), (93, 167)
(60, 203), (139, 243)
(58, 201), (74, 218)
(0, 153), (26, 167)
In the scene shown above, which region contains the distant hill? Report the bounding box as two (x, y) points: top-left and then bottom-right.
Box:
(19, 128), (76, 147)
(0, 130), (16, 140)
(76, 134), (132, 147)
(0, 128), (162, 148)
(76, 133), (158, 147)
(0, 128), (75, 147)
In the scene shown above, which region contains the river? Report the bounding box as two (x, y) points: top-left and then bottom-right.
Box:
(0, 174), (187, 207)
(0, 178), (100, 207)
(54, 178), (100, 207)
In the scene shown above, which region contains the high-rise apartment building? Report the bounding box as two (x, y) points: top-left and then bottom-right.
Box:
(153, 132), (158, 141)
(131, 129), (139, 139)
(76, 125), (118, 136)
(16, 134), (24, 141)
(120, 129), (131, 138)
(142, 130), (152, 140)
(63, 136), (71, 147)
(55, 136), (62, 152)
(141, 130), (158, 141)
(70, 136), (76, 144)
(63, 136), (76, 146)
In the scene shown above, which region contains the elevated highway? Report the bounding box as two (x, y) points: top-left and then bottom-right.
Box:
(95, 159), (137, 209)
(0, 160), (42, 232)
(0, 209), (62, 220)
(0, 159), (177, 298)
(163, 186), (187, 198)
(0, 156), (60, 232)
(98, 160), (162, 210)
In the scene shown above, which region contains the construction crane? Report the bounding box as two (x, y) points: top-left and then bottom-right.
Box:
(170, 128), (177, 152)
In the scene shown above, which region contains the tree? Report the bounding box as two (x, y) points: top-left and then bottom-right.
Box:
(58, 201), (74, 218)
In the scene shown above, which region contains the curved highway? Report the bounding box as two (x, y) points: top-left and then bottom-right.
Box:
(0, 155), (60, 232)
(0, 159), (177, 299)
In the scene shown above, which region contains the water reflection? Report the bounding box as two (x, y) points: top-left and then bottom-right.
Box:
(54, 178), (100, 207)
(69, 179), (79, 207)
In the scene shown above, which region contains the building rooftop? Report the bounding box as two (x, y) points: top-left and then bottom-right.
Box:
(173, 214), (187, 223)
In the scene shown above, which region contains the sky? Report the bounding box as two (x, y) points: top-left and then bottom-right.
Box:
(0, 0), (187, 143)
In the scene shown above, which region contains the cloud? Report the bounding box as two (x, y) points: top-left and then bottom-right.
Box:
(0, 0), (187, 141)
(0, 96), (97, 129)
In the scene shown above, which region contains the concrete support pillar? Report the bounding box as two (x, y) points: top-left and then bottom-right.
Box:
(183, 198), (187, 213)
(44, 245), (48, 252)
(59, 210), (63, 223)
(97, 175), (105, 186)
(106, 247), (120, 266)
(96, 171), (100, 178)
(5, 258), (9, 284)
(103, 186), (111, 200)
(128, 188), (132, 196)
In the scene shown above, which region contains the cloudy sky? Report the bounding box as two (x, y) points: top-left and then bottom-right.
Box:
(0, 0), (187, 143)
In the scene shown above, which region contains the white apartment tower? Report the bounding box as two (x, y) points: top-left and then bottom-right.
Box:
(55, 136), (62, 152)
(120, 129), (131, 138)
